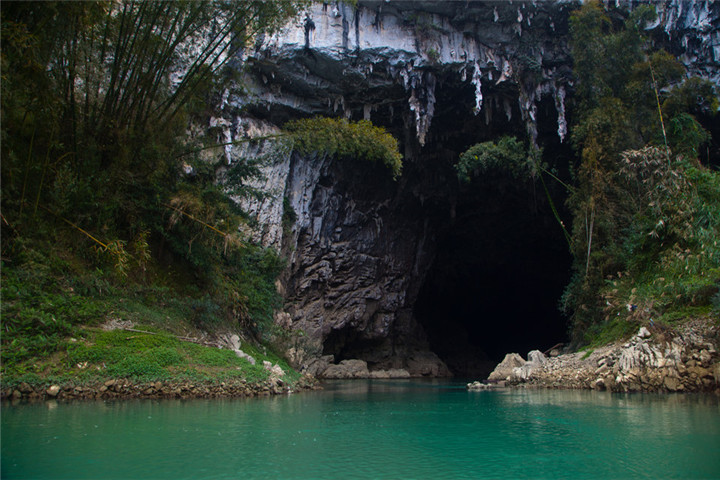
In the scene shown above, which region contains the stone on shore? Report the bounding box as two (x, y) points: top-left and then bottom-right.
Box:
(488, 321), (719, 393)
(488, 353), (526, 381)
(46, 385), (60, 397)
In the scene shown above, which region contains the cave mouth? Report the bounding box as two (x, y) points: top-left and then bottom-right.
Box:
(414, 169), (572, 379)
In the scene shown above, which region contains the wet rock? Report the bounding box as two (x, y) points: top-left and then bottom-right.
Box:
(467, 381), (496, 391)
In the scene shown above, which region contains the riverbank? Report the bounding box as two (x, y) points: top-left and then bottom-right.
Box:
(480, 318), (720, 393)
(0, 318), (317, 403)
(1, 375), (320, 403)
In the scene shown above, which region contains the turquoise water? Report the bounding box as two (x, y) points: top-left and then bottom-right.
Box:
(2, 380), (720, 479)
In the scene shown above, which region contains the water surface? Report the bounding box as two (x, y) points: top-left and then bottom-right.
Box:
(2, 380), (719, 479)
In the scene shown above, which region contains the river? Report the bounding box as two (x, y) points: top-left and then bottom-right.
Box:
(2, 379), (719, 479)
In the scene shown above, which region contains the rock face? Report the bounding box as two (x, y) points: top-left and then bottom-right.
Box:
(209, 1), (720, 377)
(486, 320), (720, 393)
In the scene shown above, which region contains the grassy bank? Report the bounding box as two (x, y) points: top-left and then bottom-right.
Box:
(0, 236), (303, 395)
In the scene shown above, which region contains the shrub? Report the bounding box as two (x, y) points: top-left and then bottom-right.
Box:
(456, 136), (541, 183)
(285, 117), (403, 179)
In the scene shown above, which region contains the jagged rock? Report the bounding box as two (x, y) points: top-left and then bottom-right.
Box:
(321, 359), (370, 379)
(528, 350), (547, 364)
(488, 353), (526, 381)
(269, 364), (285, 378)
(637, 326), (652, 339)
(303, 355), (335, 377)
(494, 319), (719, 393)
(510, 350), (548, 381)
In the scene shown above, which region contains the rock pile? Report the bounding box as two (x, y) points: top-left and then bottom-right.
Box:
(485, 320), (719, 393)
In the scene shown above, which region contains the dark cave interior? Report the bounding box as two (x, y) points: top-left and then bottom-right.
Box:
(413, 170), (572, 378)
(412, 80), (574, 379)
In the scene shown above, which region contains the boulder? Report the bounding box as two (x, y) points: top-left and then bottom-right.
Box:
(488, 353), (526, 382)
(321, 359), (370, 379)
(46, 385), (61, 397)
(235, 349), (256, 365)
(528, 350), (547, 364)
(303, 355), (335, 377)
(637, 326), (652, 339)
(511, 350), (548, 381)
(664, 376), (681, 391)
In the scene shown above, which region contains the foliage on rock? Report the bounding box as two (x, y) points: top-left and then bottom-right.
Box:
(456, 136), (542, 183)
(285, 117), (403, 179)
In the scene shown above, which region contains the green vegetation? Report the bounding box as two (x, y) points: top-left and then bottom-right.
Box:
(0, 243), (299, 389)
(0, 1), (309, 389)
(562, 1), (720, 344)
(456, 136), (542, 183)
(457, 137), (573, 247)
(286, 117), (403, 179)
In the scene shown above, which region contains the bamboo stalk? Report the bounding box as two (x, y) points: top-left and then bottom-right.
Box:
(35, 203), (109, 250)
(649, 62), (671, 165)
(162, 202), (239, 242)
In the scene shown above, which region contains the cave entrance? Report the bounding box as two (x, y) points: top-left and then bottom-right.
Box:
(414, 168), (572, 379)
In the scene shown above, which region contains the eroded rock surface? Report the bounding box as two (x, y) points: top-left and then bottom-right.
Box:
(486, 320), (720, 393)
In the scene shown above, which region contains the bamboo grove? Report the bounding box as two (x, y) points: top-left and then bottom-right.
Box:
(1, 1), (308, 339)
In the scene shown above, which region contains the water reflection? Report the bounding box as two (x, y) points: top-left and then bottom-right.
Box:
(2, 382), (719, 480)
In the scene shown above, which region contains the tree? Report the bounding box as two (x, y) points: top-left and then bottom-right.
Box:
(563, 1), (718, 340)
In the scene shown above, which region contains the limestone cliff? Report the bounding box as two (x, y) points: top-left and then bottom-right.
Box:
(209, 1), (719, 377)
